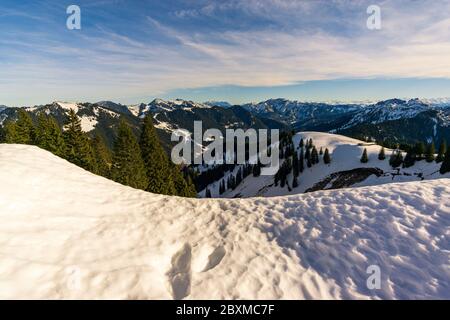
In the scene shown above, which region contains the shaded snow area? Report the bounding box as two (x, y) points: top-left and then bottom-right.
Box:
(207, 132), (450, 198)
(0, 144), (449, 299)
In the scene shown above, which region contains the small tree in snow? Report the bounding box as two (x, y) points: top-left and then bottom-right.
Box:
(360, 148), (369, 163)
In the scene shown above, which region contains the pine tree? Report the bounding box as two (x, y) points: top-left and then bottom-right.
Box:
(205, 188), (212, 198)
(299, 138), (304, 149)
(311, 147), (319, 164)
(17, 109), (35, 144)
(305, 146), (311, 161)
(292, 176), (298, 188)
(3, 120), (19, 143)
(323, 148), (331, 164)
(139, 115), (176, 195)
(319, 147), (323, 155)
(360, 148), (369, 163)
(390, 150), (404, 168)
(378, 147), (386, 160)
(414, 142), (426, 159)
(35, 114), (66, 158)
(306, 157), (312, 168)
(436, 139), (447, 163)
(171, 164), (197, 197)
(252, 162), (261, 177)
(293, 152), (299, 177)
(219, 180), (225, 195)
(439, 149), (450, 174)
(299, 147), (305, 172)
(92, 133), (112, 178)
(403, 151), (416, 168)
(110, 120), (148, 190)
(274, 171), (280, 186)
(0, 124), (5, 143)
(63, 109), (96, 171)
(425, 142), (435, 162)
(5, 109), (35, 144)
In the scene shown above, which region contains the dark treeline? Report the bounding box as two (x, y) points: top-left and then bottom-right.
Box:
(0, 109), (197, 197)
(360, 138), (450, 174)
(275, 133), (331, 190)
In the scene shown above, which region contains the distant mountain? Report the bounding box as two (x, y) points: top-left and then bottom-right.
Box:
(2, 97), (450, 150)
(242, 98), (360, 130)
(0, 101), (141, 148)
(0, 99), (287, 153)
(96, 101), (134, 116)
(204, 101), (233, 108)
(243, 98), (450, 145)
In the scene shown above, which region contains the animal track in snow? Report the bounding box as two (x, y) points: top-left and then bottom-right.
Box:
(166, 243), (192, 300)
(202, 246), (226, 272)
(191, 244), (227, 273)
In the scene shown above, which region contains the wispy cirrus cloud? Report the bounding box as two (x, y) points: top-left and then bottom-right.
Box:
(1, 0), (450, 106)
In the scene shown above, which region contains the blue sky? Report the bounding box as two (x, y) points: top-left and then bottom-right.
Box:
(1, 0), (450, 106)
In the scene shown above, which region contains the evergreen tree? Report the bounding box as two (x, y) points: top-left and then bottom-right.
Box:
(293, 152), (299, 177)
(35, 114), (66, 158)
(3, 120), (19, 143)
(414, 142), (426, 159)
(299, 138), (304, 149)
(252, 162), (261, 177)
(110, 120), (148, 190)
(219, 180), (225, 195)
(171, 164), (197, 197)
(389, 150), (404, 168)
(425, 142), (435, 163)
(4, 109), (35, 144)
(439, 149), (450, 174)
(311, 147), (319, 164)
(299, 147), (305, 172)
(319, 147), (323, 155)
(323, 148), (331, 164)
(360, 148), (369, 163)
(92, 133), (112, 178)
(16, 109), (35, 144)
(205, 188), (212, 198)
(139, 115), (176, 195)
(305, 146), (311, 161)
(436, 139), (447, 163)
(292, 176), (298, 188)
(0, 124), (5, 143)
(378, 147), (386, 160)
(63, 109), (96, 171)
(403, 151), (416, 168)
(307, 156), (312, 168)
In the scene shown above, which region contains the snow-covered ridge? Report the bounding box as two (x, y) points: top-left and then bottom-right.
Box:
(137, 99), (212, 118)
(204, 132), (449, 198)
(0, 144), (449, 299)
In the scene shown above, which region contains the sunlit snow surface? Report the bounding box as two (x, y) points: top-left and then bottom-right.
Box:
(0, 144), (449, 299)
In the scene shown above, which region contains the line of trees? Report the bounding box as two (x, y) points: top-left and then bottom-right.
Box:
(1, 109), (197, 197)
(359, 140), (450, 174)
(275, 137), (331, 189)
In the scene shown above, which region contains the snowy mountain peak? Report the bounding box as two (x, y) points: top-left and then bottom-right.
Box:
(136, 98), (213, 117)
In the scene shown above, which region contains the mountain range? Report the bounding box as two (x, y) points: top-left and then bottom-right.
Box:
(1, 97), (450, 150)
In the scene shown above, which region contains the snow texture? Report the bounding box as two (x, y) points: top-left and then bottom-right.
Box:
(0, 144), (449, 299)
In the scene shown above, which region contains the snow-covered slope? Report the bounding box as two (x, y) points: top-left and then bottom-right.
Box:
(205, 132), (449, 198)
(0, 144), (449, 299)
